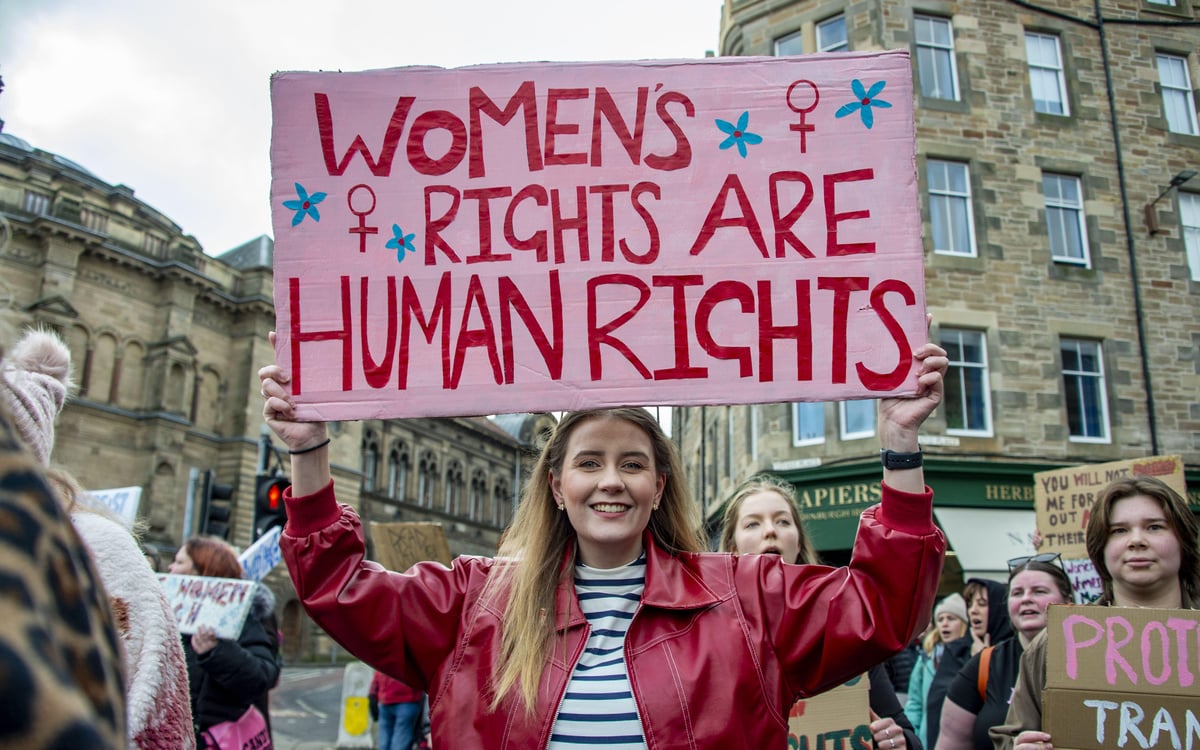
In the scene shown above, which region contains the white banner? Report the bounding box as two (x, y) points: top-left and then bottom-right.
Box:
(238, 526), (284, 583)
(158, 573), (255, 639)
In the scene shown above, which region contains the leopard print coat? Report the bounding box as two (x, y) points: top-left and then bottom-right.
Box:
(0, 401), (128, 749)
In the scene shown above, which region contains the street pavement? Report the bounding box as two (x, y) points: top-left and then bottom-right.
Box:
(271, 664), (355, 750)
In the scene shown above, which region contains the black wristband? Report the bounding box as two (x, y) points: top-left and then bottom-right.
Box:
(880, 449), (923, 470)
(289, 438), (330, 455)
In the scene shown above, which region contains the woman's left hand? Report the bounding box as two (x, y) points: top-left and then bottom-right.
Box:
(870, 711), (906, 750)
(191, 624), (219, 655)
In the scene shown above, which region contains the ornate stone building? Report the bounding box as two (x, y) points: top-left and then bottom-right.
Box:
(678, 0), (1200, 579)
(0, 131), (553, 659)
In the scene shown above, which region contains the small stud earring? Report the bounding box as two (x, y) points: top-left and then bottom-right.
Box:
(557, 504), (565, 511)
(652, 503), (659, 511)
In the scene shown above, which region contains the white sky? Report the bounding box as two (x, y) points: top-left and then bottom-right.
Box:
(0, 0), (721, 256)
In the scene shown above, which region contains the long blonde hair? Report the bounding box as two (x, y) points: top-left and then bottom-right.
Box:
(482, 408), (704, 713)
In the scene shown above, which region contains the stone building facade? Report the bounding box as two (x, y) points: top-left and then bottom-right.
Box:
(678, 0), (1200, 578)
(0, 131), (552, 659)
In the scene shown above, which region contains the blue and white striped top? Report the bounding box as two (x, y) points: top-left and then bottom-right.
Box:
(548, 554), (648, 749)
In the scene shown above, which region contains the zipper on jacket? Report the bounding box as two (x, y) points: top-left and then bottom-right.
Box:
(544, 622), (590, 750)
(625, 602), (650, 749)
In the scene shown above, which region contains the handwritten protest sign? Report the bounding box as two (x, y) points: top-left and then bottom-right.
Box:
(1033, 455), (1185, 558)
(1043, 605), (1200, 750)
(269, 52), (926, 420)
(238, 525), (283, 583)
(370, 522), (452, 571)
(1062, 557), (1102, 604)
(159, 573), (256, 639)
(85, 486), (141, 530)
(787, 673), (870, 750)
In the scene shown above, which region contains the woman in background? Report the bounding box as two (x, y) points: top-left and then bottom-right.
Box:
(935, 557), (1072, 750)
(2, 326), (193, 749)
(991, 476), (1200, 750)
(721, 474), (923, 750)
(904, 593), (966, 749)
(169, 537), (280, 746)
(923, 577), (1010, 750)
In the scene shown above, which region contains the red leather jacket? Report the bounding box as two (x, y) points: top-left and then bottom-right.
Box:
(281, 481), (945, 749)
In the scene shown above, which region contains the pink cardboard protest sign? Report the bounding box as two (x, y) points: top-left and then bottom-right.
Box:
(269, 52), (925, 420)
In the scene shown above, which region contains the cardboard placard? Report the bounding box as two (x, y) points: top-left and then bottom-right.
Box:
(85, 485), (141, 530)
(370, 522), (452, 572)
(1043, 692), (1199, 750)
(238, 525), (283, 583)
(269, 52), (926, 420)
(1033, 456), (1185, 559)
(1043, 605), (1200, 750)
(787, 673), (870, 750)
(158, 573), (256, 639)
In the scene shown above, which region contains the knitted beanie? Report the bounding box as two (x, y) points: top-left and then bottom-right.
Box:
(933, 592), (968, 625)
(1, 328), (73, 465)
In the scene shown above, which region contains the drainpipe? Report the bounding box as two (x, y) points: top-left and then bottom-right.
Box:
(1095, 0), (1159, 454)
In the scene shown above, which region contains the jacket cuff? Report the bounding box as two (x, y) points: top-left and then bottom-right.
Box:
(877, 481), (935, 536)
(282, 479), (342, 537)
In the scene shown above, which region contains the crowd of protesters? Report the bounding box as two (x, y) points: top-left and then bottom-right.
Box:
(3, 320), (1197, 750)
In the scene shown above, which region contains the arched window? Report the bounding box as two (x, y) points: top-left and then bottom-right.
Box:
(493, 480), (511, 528)
(388, 445), (410, 500)
(362, 433), (380, 491)
(469, 470), (487, 521)
(418, 452), (438, 507)
(443, 461), (463, 515)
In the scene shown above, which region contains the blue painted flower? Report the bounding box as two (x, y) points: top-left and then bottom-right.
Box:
(835, 79), (892, 129)
(282, 182), (327, 226)
(386, 224), (416, 262)
(715, 111), (763, 158)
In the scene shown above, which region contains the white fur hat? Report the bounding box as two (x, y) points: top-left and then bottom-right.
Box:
(1, 329), (73, 465)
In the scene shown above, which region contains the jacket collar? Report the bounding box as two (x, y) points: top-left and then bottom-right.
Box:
(554, 532), (722, 632)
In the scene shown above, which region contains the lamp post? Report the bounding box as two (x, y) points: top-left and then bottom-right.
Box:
(1144, 169), (1198, 236)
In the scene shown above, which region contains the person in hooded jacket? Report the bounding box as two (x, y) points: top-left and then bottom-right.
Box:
(922, 578), (1011, 750)
(169, 536), (281, 745)
(935, 560), (1072, 750)
(249, 582), (282, 743)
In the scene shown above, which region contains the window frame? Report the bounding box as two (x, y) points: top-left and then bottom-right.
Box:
(792, 402), (825, 446)
(1180, 191), (1200, 282)
(939, 328), (993, 436)
(23, 189), (51, 215)
(1156, 53), (1200, 136)
(839, 400), (876, 441)
(1025, 32), (1070, 116)
(1061, 339), (1111, 444)
(927, 159), (978, 256)
(816, 14), (848, 52)
(774, 29), (804, 56)
(1043, 172), (1090, 266)
(914, 15), (961, 101)
(80, 205), (109, 234)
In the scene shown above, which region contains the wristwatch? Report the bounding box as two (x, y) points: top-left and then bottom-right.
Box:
(880, 449), (923, 470)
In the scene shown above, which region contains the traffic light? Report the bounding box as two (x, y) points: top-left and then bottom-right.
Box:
(199, 469), (234, 539)
(254, 473), (290, 541)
